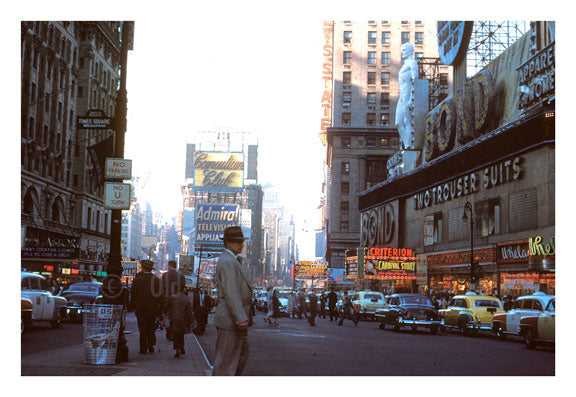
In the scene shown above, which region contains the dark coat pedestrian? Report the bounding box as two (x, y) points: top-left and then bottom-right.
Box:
(193, 288), (214, 335)
(327, 289), (338, 321)
(131, 260), (162, 354)
(297, 291), (307, 318)
(162, 261), (186, 297)
(164, 283), (194, 358)
(338, 291), (358, 326)
(320, 293), (327, 318)
(308, 292), (318, 326)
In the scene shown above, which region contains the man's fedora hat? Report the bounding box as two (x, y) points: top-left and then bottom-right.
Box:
(220, 226), (245, 242)
(140, 259), (154, 270)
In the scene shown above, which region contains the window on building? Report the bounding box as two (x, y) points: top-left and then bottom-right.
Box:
(342, 162), (350, 175)
(401, 32), (410, 44)
(87, 207), (92, 229)
(415, 32), (424, 45)
(341, 201), (349, 215)
(343, 51), (352, 64)
(415, 52), (423, 61)
(340, 220), (349, 232)
(343, 71), (351, 84)
(424, 212), (443, 246)
(381, 72), (390, 85)
(380, 92), (390, 105)
(367, 51), (376, 64)
(366, 159), (387, 186)
(380, 113), (390, 126)
(382, 21), (389, 24)
(401, 21), (409, 24)
(342, 91), (352, 105)
(366, 113), (376, 126)
(342, 112), (351, 125)
(73, 174), (78, 187)
(381, 52), (390, 65)
(366, 137), (376, 147)
(368, 31), (377, 44)
(342, 137), (351, 147)
(440, 73), (449, 89)
(382, 31), (390, 45)
(341, 182), (350, 195)
(30, 83), (36, 103)
(367, 71), (376, 85)
(415, 21), (423, 25)
(476, 199), (500, 237)
(344, 31), (352, 44)
(380, 138), (389, 147)
(367, 92), (376, 105)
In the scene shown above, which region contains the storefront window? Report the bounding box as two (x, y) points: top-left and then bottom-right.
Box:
(476, 199), (500, 236)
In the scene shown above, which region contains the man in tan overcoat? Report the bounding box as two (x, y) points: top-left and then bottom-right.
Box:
(212, 226), (253, 376)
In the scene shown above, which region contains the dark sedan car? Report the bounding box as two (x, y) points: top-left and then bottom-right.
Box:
(60, 281), (102, 321)
(374, 293), (441, 334)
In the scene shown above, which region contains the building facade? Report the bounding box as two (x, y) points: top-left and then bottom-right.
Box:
(357, 22), (555, 297)
(320, 21), (452, 273)
(21, 21), (124, 283)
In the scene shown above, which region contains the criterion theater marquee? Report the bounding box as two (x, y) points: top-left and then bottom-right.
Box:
(346, 247), (417, 280)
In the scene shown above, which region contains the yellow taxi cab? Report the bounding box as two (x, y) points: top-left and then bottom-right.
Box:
(439, 292), (505, 335)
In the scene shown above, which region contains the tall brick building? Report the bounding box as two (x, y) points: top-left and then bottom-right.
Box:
(319, 21), (452, 273)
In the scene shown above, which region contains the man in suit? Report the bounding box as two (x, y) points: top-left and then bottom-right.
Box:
(212, 226), (253, 376)
(162, 260), (185, 341)
(131, 259), (162, 354)
(193, 287), (213, 335)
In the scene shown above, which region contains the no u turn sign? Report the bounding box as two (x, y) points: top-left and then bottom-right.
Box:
(104, 182), (131, 210)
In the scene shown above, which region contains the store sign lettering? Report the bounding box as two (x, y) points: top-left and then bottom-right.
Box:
(529, 235), (555, 257)
(424, 70), (495, 162)
(518, 42), (555, 111)
(320, 21), (333, 136)
(360, 201), (398, 247)
(413, 157), (522, 210)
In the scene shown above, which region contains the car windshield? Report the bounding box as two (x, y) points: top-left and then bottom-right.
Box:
(279, 292), (291, 299)
(400, 296), (430, 305)
(547, 299), (555, 311)
(66, 284), (99, 293)
(363, 294), (382, 300)
(474, 299), (502, 308)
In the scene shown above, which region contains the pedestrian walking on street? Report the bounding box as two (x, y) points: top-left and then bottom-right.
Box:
(338, 291), (358, 326)
(297, 289), (308, 319)
(131, 259), (163, 354)
(164, 279), (194, 358)
(162, 260), (185, 341)
(308, 291), (318, 326)
(271, 289), (281, 326)
(327, 288), (338, 321)
(212, 226), (252, 376)
(193, 287), (214, 335)
(287, 291), (295, 318)
(264, 286), (274, 325)
(319, 292), (327, 319)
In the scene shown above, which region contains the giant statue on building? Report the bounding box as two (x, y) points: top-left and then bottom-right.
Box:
(396, 43), (418, 150)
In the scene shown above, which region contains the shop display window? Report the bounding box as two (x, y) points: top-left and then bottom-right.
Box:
(475, 199), (500, 237)
(424, 212), (443, 246)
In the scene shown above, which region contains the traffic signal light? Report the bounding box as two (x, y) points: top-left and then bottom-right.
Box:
(470, 273), (478, 283)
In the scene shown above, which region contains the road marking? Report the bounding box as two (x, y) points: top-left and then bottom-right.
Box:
(193, 334), (213, 371)
(253, 329), (326, 338)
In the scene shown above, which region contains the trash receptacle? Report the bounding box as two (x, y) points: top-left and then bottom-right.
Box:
(83, 304), (124, 365)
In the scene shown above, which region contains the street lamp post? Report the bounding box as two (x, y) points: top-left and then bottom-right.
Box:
(462, 201), (476, 291)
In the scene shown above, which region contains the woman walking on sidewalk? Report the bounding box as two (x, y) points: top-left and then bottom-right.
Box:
(271, 289), (281, 326)
(164, 280), (195, 358)
(264, 286), (274, 325)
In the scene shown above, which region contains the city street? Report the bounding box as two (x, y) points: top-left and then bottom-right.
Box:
(196, 310), (554, 376)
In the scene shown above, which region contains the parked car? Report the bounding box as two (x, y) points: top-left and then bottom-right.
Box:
(519, 297), (555, 349)
(256, 290), (269, 312)
(352, 291), (387, 320)
(21, 297), (33, 334)
(375, 294), (441, 333)
(21, 272), (67, 328)
(60, 281), (103, 321)
(439, 292), (505, 335)
(492, 292), (555, 339)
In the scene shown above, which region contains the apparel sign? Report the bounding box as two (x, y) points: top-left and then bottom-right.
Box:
(517, 42), (555, 111)
(360, 201), (399, 248)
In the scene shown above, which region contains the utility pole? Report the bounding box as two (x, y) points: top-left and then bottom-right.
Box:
(101, 21), (133, 363)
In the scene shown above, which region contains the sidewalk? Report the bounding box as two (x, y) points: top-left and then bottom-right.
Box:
(21, 313), (211, 376)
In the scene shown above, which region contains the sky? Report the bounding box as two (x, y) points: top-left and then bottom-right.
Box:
(123, 11), (327, 258)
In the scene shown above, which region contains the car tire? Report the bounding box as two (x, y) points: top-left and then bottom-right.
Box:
(524, 328), (537, 349)
(393, 319), (401, 332)
(51, 309), (64, 329)
(459, 321), (470, 336)
(430, 325), (439, 335)
(378, 321), (386, 329)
